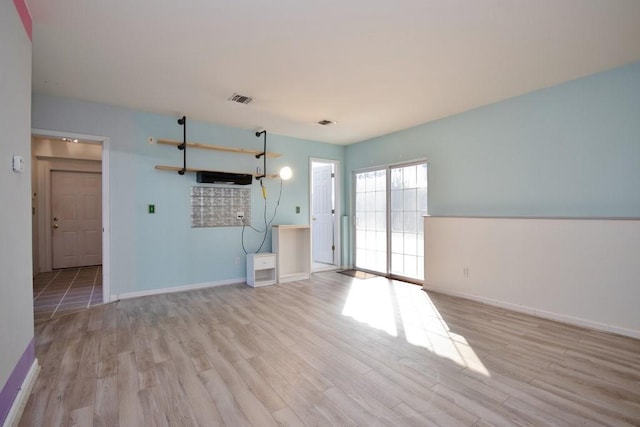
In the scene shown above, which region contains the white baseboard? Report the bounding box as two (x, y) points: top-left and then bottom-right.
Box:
(3, 359), (39, 427)
(116, 277), (246, 300)
(423, 284), (640, 340)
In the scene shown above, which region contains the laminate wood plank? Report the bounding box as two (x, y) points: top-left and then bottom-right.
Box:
(93, 376), (118, 427)
(430, 381), (545, 426)
(138, 387), (170, 427)
(557, 351), (640, 387)
(231, 358), (288, 414)
(462, 366), (632, 427)
(97, 331), (117, 378)
(260, 344), (335, 392)
(530, 370), (640, 425)
(501, 396), (577, 427)
(41, 339), (83, 427)
(248, 355), (338, 426)
(116, 352), (144, 426)
(204, 349), (278, 427)
(19, 271), (640, 426)
(363, 369), (479, 426)
(271, 407), (305, 427)
(322, 386), (380, 426)
(68, 405), (94, 427)
(66, 332), (101, 410)
(159, 337), (225, 426)
(390, 402), (441, 427)
(153, 361), (200, 427)
(199, 368), (252, 427)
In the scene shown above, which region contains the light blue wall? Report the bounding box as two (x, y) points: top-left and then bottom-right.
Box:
(32, 61), (640, 292)
(32, 95), (344, 294)
(346, 61), (640, 218)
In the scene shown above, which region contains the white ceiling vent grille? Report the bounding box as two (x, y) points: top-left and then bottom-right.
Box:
(228, 93), (253, 104)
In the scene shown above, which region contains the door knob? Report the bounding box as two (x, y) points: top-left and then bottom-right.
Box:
(53, 224), (59, 229)
(312, 217), (316, 221)
(52, 217), (58, 221)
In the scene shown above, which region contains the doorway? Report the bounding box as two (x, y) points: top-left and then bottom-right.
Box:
(353, 161), (428, 283)
(310, 158), (341, 272)
(31, 130), (110, 308)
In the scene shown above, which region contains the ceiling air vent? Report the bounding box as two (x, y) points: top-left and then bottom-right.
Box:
(317, 119), (336, 126)
(228, 93), (253, 104)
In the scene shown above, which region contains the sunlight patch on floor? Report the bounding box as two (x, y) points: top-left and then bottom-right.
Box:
(341, 278), (398, 337)
(341, 277), (489, 376)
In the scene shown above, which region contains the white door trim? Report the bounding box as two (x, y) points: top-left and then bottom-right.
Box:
(32, 129), (111, 304)
(309, 157), (342, 270)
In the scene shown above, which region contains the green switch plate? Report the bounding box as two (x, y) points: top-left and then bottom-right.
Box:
(148, 204), (155, 214)
(296, 206), (300, 213)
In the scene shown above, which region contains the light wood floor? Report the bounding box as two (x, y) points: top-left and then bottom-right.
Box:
(19, 272), (640, 426)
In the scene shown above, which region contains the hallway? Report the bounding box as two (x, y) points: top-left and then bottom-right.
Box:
(33, 265), (102, 323)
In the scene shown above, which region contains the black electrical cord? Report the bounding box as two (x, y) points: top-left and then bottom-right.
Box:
(240, 178), (284, 254)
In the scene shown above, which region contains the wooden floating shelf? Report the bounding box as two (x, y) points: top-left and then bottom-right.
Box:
(156, 138), (281, 158)
(154, 165), (279, 179)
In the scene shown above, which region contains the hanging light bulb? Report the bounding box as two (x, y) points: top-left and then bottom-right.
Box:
(279, 166), (292, 180)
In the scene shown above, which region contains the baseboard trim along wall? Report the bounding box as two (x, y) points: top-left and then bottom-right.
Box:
(115, 277), (247, 301)
(1, 359), (39, 427)
(422, 284), (640, 339)
(423, 216), (640, 340)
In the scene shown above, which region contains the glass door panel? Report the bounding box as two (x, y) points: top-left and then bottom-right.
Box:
(354, 162), (427, 281)
(354, 169), (386, 273)
(390, 163), (428, 281)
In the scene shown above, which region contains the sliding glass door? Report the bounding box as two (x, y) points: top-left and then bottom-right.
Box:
(354, 162), (427, 281)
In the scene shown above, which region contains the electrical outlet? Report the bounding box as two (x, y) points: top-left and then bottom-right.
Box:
(296, 206), (300, 214)
(463, 267), (469, 278)
(235, 256), (240, 265)
(237, 212), (244, 219)
(148, 204), (155, 214)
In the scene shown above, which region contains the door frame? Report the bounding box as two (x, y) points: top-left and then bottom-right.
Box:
(309, 157), (342, 270)
(351, 158), (428, 283)
(32, 128), (111, 303)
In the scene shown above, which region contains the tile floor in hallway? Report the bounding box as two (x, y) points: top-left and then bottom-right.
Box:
(33, 265), (102, 323)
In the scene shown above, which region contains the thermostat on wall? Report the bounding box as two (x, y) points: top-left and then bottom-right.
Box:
(12, 155), (25, 173)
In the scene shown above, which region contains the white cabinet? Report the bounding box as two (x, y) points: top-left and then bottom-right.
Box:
(246, 253), (277, 287)
(272, 225), (311, 283)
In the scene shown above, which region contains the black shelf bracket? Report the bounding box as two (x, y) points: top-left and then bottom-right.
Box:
(255, 130), (267, 180)
(177, 115), (187, 175)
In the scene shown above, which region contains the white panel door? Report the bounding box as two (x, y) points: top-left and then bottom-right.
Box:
(312, 163), (334, 264)
(51, 171), (102, 269)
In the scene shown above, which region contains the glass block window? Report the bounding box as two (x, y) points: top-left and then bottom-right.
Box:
(190, 186), (251, 227)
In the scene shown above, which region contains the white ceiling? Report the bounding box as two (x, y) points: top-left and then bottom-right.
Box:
(27, 0), (640, 145)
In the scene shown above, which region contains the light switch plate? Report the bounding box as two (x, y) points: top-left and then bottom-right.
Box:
(12, 155), (25, 173)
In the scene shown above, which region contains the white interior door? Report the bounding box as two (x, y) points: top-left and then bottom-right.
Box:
(51, 171), (102, 269)
(312, 162), (335, 264)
